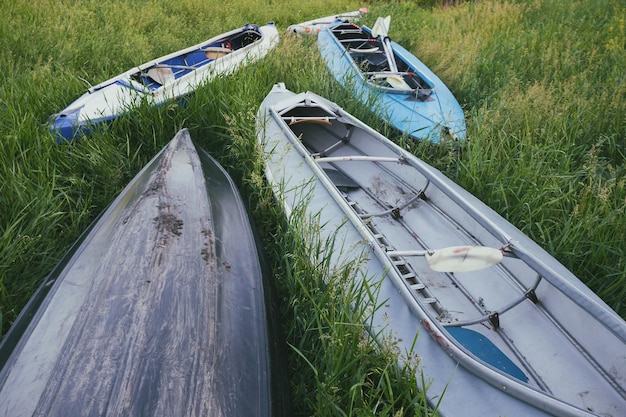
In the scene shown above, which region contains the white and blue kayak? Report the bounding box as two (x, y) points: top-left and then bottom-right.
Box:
(49, 23), (279, 143)
(318, 17), (466, 143)
(257, 83), (626, 417)
(286, 8), (368, 35)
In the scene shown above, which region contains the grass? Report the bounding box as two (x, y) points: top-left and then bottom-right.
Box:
(1, 0), (624, 415)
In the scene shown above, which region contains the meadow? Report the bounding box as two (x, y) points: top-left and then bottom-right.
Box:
(1, 0), (624, 415)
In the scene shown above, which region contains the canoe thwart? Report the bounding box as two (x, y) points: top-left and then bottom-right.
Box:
(283, 116), (335, 125)
(444, 277), (543, 328)
(359, 191), (425, 219)
(349, 46), (380, 53)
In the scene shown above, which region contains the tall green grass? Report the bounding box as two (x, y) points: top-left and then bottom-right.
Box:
(404, 0), (626, 311)
(1, 0), (624, 415)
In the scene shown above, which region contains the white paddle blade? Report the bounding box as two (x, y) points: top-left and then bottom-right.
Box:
(425, 246), (503, 272)
(372, 15), (391, 38)
(371, 73), (412, 90)
(146, 67), (175, 85)
(382, 16), (391, 34)
(385, 75), (413, 90)
(371, 17), (383, 37)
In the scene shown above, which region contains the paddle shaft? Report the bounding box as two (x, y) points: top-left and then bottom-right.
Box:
(381, 37), (399, 73)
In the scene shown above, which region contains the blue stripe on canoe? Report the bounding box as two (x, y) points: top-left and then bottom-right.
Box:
(447, 327), (529, 383)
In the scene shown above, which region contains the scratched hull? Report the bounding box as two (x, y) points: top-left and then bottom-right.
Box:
(0, 129), (288, 417)
(256, 83), (626, 417)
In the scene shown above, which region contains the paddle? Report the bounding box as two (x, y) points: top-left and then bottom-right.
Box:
(371, 16), (412, 90)
(387, 246), (504, 273)
(146, 67), (175, 85)
(371, 17), (394, 68)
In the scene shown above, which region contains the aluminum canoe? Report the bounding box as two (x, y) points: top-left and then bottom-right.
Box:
(256, 83), (626, 417)
(0, 129), (288, 417)
(318, 19), (466, 144)
(49, 23), (279, 143)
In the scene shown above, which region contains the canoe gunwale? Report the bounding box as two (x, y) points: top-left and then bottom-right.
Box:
(260, 84), (626, 417)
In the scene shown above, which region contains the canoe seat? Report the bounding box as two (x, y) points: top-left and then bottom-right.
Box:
(443, 277), (542, 329)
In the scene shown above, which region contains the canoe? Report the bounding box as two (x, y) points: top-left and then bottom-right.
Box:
(0, 129), (288, 417)
(49, 23), (279, 143)
(286, 8), (368, 35)
(318, 17), (466, 143)
(256, 83), (626, 417)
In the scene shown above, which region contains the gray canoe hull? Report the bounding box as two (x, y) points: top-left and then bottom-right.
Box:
(256, 83), (626, 417)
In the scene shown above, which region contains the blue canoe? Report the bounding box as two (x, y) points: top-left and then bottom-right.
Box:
(0, 129), (289, 416)
(318, 18), (466, 143)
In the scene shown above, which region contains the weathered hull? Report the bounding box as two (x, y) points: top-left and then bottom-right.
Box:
(318, 20), (466, 143)
(256, 83), (626, 417)
(49, 23), (279, 143)
(0, 129), (287, 416)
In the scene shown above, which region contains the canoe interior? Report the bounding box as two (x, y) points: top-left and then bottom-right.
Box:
(264, 90), (626, 416)
(318, 22), (467, 144)
(0, 129), (289, 417)
(328, 21), (433, 95)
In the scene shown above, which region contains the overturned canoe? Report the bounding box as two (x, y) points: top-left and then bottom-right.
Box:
(257, 83), (626, 417)
(286, 8), (368, 35)
(49, 23), (279, 143)
(0, 129), (288, 417)
(318, 18), (466, 143)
